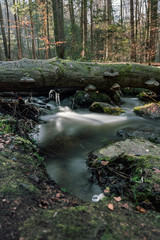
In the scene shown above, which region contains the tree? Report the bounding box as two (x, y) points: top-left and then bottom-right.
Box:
(68, 0), (77, 59)
(52, 0), (65, 58)
(0, 2), (9, 60)
(13, 0), (22, 59)
(4, 0), (11, 60)
(130, 0), (136, 61)
(29, 0), (36, 59)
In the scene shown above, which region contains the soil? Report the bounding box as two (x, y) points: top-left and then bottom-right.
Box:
(0, 103), (160, 240)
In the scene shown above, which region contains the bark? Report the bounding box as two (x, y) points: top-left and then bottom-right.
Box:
(82, 0), (87, 58)
(52, 0), (65, 58)
(68, 0), (77, 59)
(0, 59), (160, 93)
(5, 0), (11, 60)
(0, 3), (9, 60)
(13, 0), (22, 59)
(130, 0), (136, 61)
(29, 0), (36, 59)
(90, 0), (93, 54)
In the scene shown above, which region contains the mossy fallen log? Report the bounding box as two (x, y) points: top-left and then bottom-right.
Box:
(0, 58), (160, 93)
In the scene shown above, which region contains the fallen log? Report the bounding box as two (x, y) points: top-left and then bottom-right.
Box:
(0, 58), (160, 93)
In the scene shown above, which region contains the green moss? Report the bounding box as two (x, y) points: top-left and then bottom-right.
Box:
(90, 102), (125, 115)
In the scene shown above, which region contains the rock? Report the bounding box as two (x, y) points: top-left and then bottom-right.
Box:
(116, 129), (129, 138)
(90, 102), (125, 115)
(134, 103), (160, 120)
(98, 138), (160, 157)
(84, 84), (96, 92)
(73, 90), (112, 108)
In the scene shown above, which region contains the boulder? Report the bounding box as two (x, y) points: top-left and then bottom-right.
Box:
(89, 102), (125, 115)
(134, 103), (160, 120)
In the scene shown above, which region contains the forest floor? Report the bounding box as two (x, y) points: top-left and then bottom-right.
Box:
(0, 113), (160, 240)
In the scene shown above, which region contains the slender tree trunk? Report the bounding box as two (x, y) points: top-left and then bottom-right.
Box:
(0, 3), (9, 60)
(13, 0), (22, 59)
(107, 0), (112, 60)
(68, 0), (77, 59)
(149, 0), (158, 62)
(145, 0), (150, 62)
(46, 0), (51, 58)
(5, 0), (11, 60)
(52, 0), (65, 58)
(120, 0), (123, 26)
(90, 0), (93, 55)
(103, 0), (107, 60)
(80, 0), (84, 51)
(29, 0), (36, 59)
(130, 0), (136, 61)
(82, 0), (87, 58)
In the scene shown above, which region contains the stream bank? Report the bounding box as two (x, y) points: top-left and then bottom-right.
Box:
(0, 92), (160, 240)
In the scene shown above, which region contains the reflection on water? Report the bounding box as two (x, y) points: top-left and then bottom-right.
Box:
(35, 97), (160, 201)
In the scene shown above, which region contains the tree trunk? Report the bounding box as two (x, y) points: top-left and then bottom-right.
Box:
(0, 59), (160, 93)
(0, 3), (9, 60)
(29, 0), (36, 59)
(68, 0), (77, 59)
(130, 0), (136, 61)
(107, 0), (112, 60)
(4, 0), (11, 60)
(90, 0), (93, 55)
(52, 0), (65, 58)
(13, 0), (22, 60)
(82, 0), (87, 58)
(46, 0), (51, 59)
(149, 0), (158, 62)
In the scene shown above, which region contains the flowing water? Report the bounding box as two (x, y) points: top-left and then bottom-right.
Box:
(34, 97), (160, 201)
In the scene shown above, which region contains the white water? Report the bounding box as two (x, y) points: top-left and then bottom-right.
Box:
(35, 97), (160, 201)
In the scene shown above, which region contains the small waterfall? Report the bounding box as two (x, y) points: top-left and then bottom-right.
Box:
(49, 89), (61, 106)
(72, 91), (78, 110)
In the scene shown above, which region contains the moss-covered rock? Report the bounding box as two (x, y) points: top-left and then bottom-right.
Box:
(134, 102), (160, 120)
(73, 90), (112, 108)
(137, 90), (158, 102)
(87, 139), (160, 210)
(90, 102), (125, 115)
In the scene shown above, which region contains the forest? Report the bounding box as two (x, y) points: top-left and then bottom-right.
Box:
(0, 0), (159, 63)
(1, 1), (160, 240)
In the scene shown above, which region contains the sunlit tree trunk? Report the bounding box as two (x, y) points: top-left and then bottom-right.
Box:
(80, 0), (84, 53)
(13, 0), (22, 59)
(29, 0), (36, 59)
(107, 0), (112, 60)
(90, 0), (93, 55)
(149, 0), (158, 62)
(5, 0), (11, 60)
(0, 2), (9, 60)
(130, 0), (136, 61)
(46, 0), (51, 58)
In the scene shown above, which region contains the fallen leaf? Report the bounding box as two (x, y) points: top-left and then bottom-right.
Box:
(56, 193), (61, 198)
(153, 168), (160, 174)
(101, 161), (109, 166)
(107, 203), (114, 211)
(136, 206), (146, 213)
(122, 203), (129, 209)
(0, 143), (4, 149)
(114, 196), (122, 202)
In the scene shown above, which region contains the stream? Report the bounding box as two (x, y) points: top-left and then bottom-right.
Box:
(34, 97), (160, 201)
